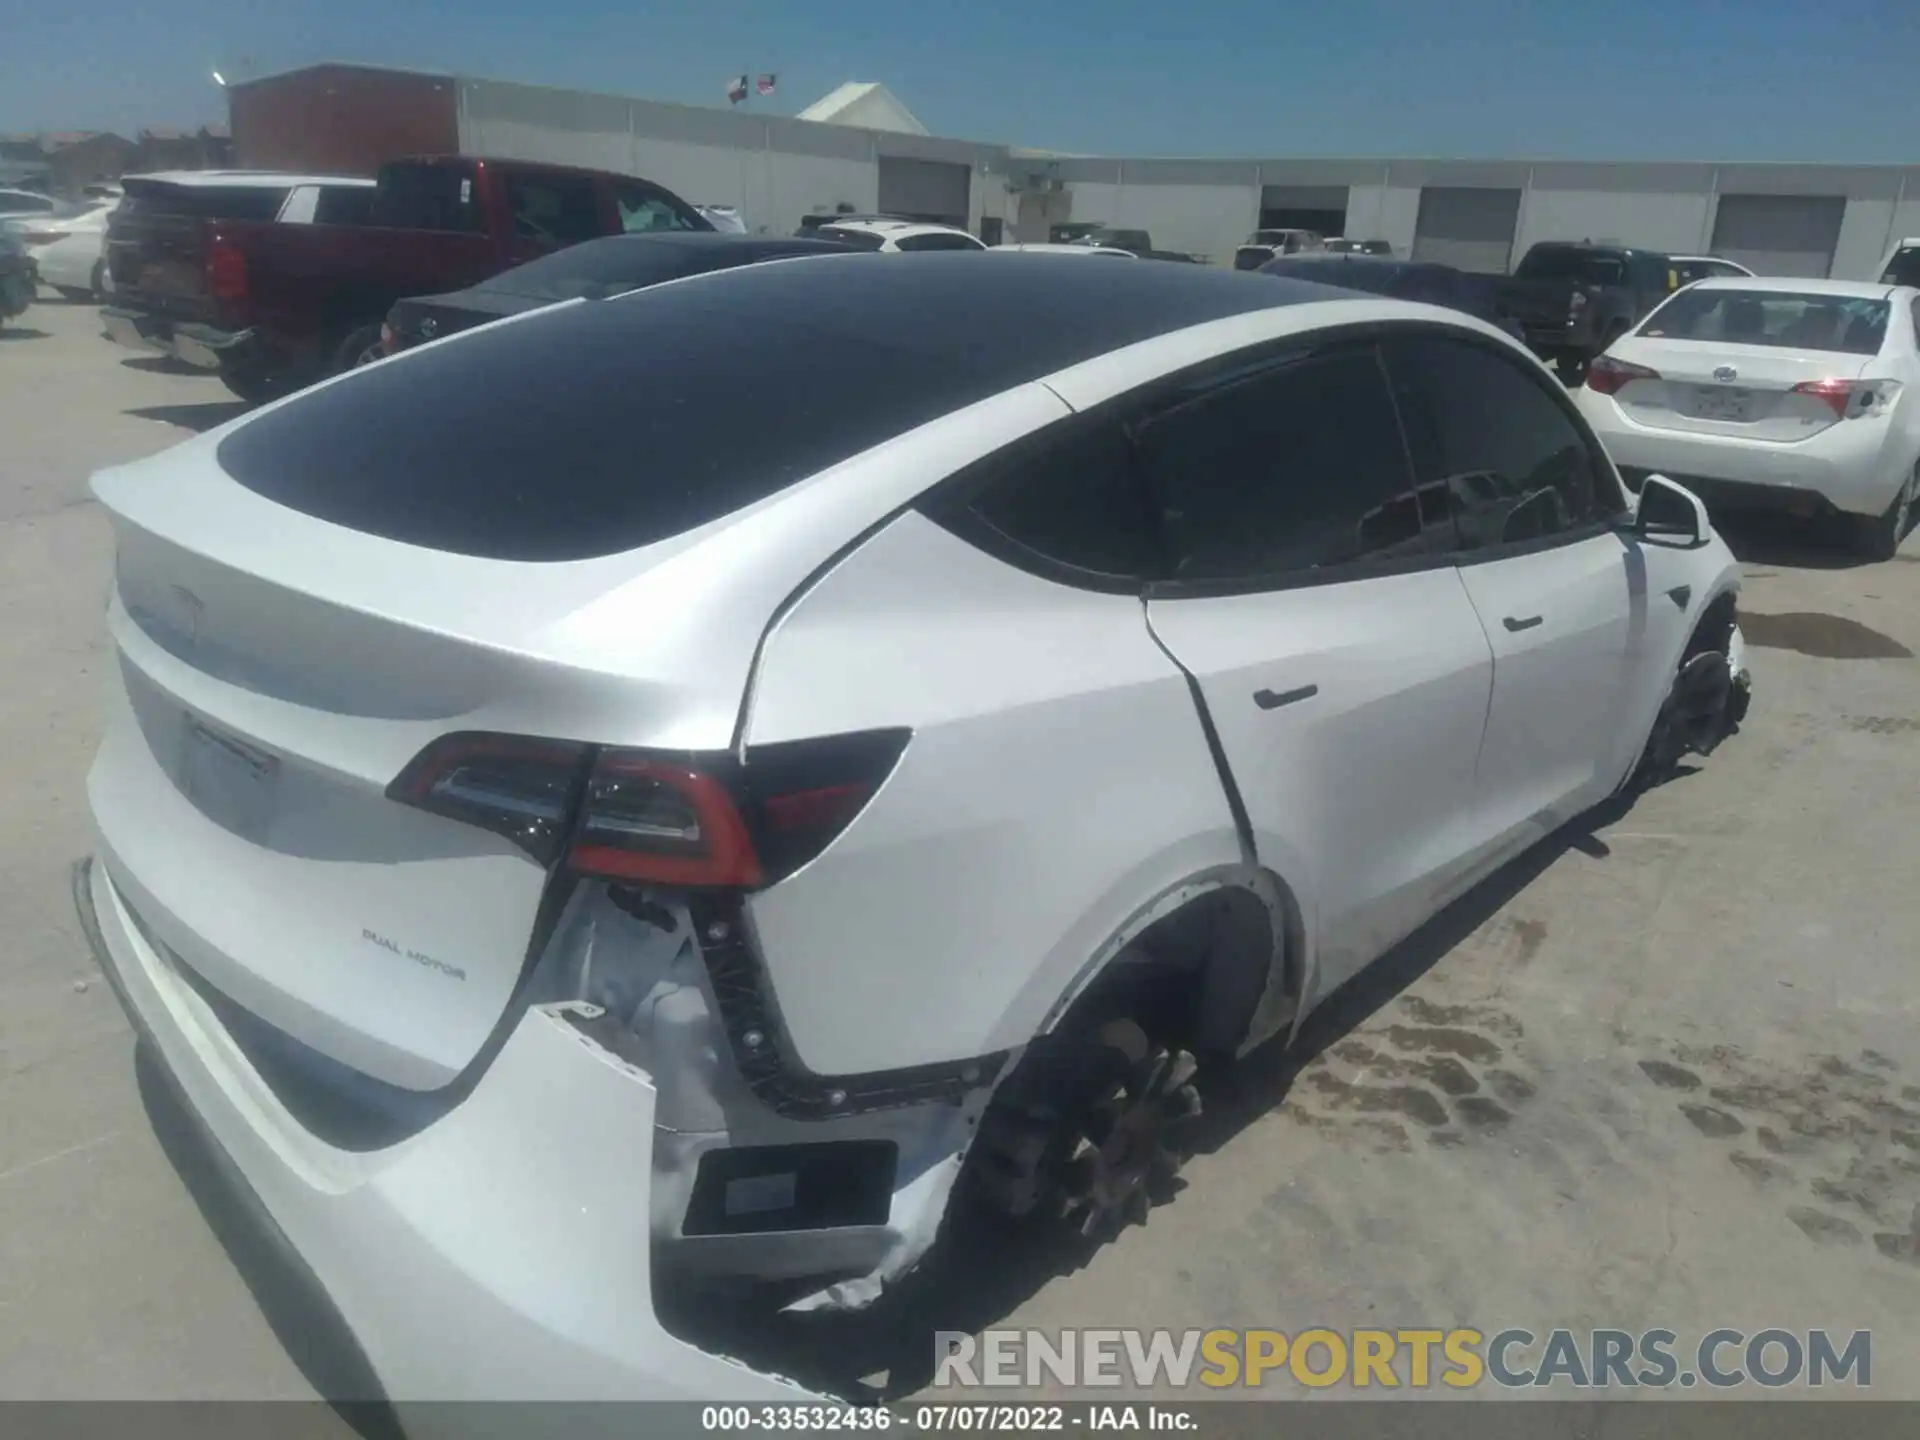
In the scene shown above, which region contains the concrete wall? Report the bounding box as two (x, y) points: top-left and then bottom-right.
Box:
(1517, 162), (1719, 257)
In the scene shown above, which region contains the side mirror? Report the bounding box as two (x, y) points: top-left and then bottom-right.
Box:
(1633, 473), (1710, 546)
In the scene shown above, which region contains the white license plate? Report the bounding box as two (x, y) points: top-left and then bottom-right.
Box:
(1692, 386), (1753, 421)
(180, 717), (279, 841)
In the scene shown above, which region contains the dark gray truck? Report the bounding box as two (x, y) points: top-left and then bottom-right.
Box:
(1497, 242), (1678, 380)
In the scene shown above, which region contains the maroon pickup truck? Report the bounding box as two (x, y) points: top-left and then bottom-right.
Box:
(102, 155), (712, 401)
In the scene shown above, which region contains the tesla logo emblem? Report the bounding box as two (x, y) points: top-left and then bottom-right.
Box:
(419, 318), (439, 339)
(1713, 365), (1738, 382)
(169, 585), (203, 645)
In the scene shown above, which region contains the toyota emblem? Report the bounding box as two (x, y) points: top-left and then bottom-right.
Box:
(420, 318), (439, 339)
(1713, 365), (1738, 382)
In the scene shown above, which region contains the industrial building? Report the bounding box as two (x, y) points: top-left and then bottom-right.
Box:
(230, 63), (1920, 280)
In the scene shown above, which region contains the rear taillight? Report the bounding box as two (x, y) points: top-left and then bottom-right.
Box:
(1585, 354), (1660, 396)
(1790, 378), (1899, 420)
(207, 235), (247, 301)
(387, 728), (910, 889)
(380, 321), (397, 355)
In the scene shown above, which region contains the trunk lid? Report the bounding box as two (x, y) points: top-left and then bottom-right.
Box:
(1606, 336), (1877, 442)
(89, 433), (778, 1092)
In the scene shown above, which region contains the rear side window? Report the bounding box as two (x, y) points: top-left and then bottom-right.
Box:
(315, 185), (374, 226)
(372, 162), (482, 233)
(1640, 288), (1889, 355)
(505, 173), (602, 247)
(1881, 246), (1920, 287)
(1516, 247), (1624, 285)
(1383, 334), (1616, 552)
(615, 181), (703, 234)
(941, 421), (1159, 583)
(1132, 346), (1434, 583)
(896, 232), (984, 252)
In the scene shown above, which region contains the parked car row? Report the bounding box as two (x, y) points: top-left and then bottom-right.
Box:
(78, 248), (1758, 1406)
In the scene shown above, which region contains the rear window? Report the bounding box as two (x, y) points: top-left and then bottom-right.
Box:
(372, 161), (483, 233)
(1882, 247), (1920, 287)
(816, 226), (885, 252)
(117, 180), (290, 223)
(1516, 247), (1626, 285)
(1639, 288), (1890, 355)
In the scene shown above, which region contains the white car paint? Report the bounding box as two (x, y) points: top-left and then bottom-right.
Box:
(78, 256), (1745, 1398)
(1577, 276), (1920, 542)
(994, 241), (1135, 257)
(812, 218), (986, 252)
(15, 200), (113, 296)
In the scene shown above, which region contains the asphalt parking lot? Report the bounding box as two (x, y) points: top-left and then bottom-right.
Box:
(3, 295), (1918, 1410)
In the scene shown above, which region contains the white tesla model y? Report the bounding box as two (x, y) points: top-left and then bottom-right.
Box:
(78, 253), (1750, 1404)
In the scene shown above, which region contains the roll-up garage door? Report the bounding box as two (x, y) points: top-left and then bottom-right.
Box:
(1258, 184), (1349, 238)
(1708, 195), (1845, 278)
(1412, 187), (1522, 273)
(877, 157), (971, 228)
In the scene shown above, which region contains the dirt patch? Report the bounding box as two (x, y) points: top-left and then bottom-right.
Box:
(1681, 1104), (1746, 1138)
(1639, 1060), (1703, 1091)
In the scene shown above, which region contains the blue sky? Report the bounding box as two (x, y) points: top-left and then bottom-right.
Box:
(8, 0), (1916, 162)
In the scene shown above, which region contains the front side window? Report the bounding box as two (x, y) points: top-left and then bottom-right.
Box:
(615, 182), (702, 234)
(504, 173), (602, 248)
(1881, 246), (1920, 286)
(1132, 345), (1436, 584)
(1383, 333), (1616, 553)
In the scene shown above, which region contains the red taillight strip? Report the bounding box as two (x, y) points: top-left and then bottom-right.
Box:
(569, 755), (764, 889)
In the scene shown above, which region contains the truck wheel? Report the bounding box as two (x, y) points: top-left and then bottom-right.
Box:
(90, 261), (106, 302)
(969, 1014), (1201, 1242)
(1553, 352), (1585, 385)
(1854, 459), (1919, 561)
(331, 322), (386, 375)
(218, 366), (292, 404)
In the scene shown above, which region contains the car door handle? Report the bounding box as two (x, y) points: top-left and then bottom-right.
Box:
(1503, 614), (1544, 632)
(1254, 684), (1319, 711)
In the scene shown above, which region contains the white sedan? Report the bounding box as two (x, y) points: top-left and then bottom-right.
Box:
(1578, 276), (1920, 559)
(995, 240), (1136, 257)
(13, 198), (115, 300)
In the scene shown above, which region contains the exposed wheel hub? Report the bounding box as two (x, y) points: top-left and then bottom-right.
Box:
(1061, 1023), (1202, 1237)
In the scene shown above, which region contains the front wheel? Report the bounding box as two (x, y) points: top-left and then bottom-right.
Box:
(1853, 461), (1918, 561)
(331, 321), (386, 376)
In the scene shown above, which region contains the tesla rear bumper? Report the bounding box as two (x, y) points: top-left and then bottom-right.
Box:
(74, 854), (827, 1409)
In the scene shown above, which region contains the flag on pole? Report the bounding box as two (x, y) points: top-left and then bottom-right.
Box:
(726, 74), (749, 104)
(757, 73), (777, 96)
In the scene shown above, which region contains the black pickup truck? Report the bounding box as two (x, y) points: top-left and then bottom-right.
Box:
(1497, 242), (1678, 379)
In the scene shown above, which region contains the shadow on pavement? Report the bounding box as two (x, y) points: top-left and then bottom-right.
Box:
(0, 326), (50, 341)
(133, 1044), (403, 1440)
(125, 400), (251, 433)
(120, 354), (207, 375)
(659, 789), (1658, 1401)
(1714, 510), (1870, 571)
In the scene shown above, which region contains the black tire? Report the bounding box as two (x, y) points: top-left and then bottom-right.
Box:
(1554, 353), (1586, 385)
(90, 260), (106, 302)
(330, 321), (386, 376)
(1853, 461), (1917, 561)
(218, 365), (292, 405)
(968, 1010), (1201, 1243)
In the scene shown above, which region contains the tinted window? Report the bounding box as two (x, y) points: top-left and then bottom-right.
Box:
(1883, 247), (1920, 287)
(117, 180), (289, 223)
(1133, 346), (1433, 582)
(816, 226), (885, 251)
(216, 252), (1319, 562)
(1639, 287), (1889, 355)
(506, 174), (602, 247)
(314, 185), (374, 226)
(1383, 334), (1615, 552)
(615, 181), (702, 234)
(949, 422), (1158, 580)
(372, 162), (482, 232)
(897, 231), (983, 252)
(1516, 247), (1625, 285)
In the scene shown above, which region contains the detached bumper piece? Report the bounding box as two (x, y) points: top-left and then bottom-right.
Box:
(101, 305), (257, 371)
(74, 855), (830, 1409)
